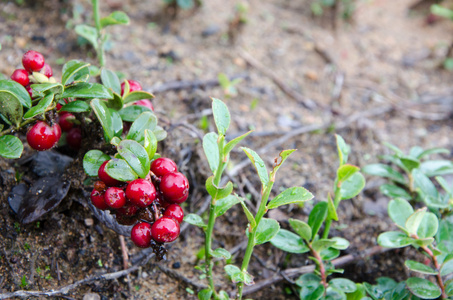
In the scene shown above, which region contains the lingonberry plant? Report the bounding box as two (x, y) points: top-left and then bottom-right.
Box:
(184, 99), (314, 300)
(270, 135), (366, 300)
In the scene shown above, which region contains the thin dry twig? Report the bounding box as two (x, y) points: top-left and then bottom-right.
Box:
(156, 263), (208, 291)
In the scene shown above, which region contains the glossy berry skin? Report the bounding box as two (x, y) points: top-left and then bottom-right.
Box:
(133, 100), (154, 111)
(163, 204), (184, 224)
(117, 203), (139, 217)
(131, 222), (152, 248)
(41, 63), (53, 77)
(160, 172), (189, 204)
(121, 79), (142, 95)
(11, 69), (30, 86)
(22, 50), (45, 73)
(126, 179), (156, 208)
(58, 113), (74, 132)
(98, 160), (122, 187)
(26, 121), (61, 151)
(104, 187), (126, 209)
(150, 157), (177, 177)
(66, 127), (82, 149)
(151, 217), (180, 243)
(91, 189), (109, 210)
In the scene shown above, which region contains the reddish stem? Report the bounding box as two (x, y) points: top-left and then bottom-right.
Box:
(421, 245), (447, 299)
(308, 244), (328, 290)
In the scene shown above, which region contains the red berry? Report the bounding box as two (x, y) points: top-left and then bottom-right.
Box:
(98, 160), (122, 187)
(133, 100), (154, 111)
(104, 187), (126, 209)
(66, 127), (82, 149)
(91, 189), (109, 210)
(11, 69), (30, 86)
(22, 50), (45, 73)
(58, 113), (74, 132)
(25, 85), (33, 98)
(26, 121), (61, 151)
(163, 204), (184, 224)
(151, 217), (180, 243)
(121, 79), (142, 96)
(41, 63), (53, 77)
(160, 172), (189, 204)
(56, 99), (68, 112)
(117, 204), (139, 217)
(150, 157), (177, 177)
(125, 179), (157, 208)
(131, 222), (152, 248)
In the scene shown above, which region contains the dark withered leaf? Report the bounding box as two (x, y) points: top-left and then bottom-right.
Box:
(87, 201), (133, 237)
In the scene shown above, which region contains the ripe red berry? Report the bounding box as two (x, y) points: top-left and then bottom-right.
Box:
(26, 121), (61, 151)
(25, 85), (33, 98)
(117, 203), (140, 217)
(151, 217), (180, 243)
(160, 172), (189, 204)
(150, 157), (177, 177)
(66, 127), (82, 149)
(133, 100), (154, 111)
(121, 79), (142, 95)
(163, 204), (184, 224)
(91, 189), (109, 210)
(126, 179), (157, 208)
(98, 160), (122, 187)
(41, 63), (53, 78)
(104, 187), (126, 209)
(131, 222), (152, 248)
(58, 113), (74, 132)
(11, 69), (30, 86)
(22, 50), (45, 73)
(56, 99), (68, 112)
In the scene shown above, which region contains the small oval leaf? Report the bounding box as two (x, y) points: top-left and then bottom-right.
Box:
(0, 135), (23, 159)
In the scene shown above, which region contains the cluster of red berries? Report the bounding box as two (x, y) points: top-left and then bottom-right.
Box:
(57, 100), (82, 150)
(121, 79), (154, 111)
(90, 157), (188, 254)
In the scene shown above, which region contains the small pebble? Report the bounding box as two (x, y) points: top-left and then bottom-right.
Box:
(84, 218), (94, 226)
(83, 293), (100, 300)
(172, 262), (181, 269)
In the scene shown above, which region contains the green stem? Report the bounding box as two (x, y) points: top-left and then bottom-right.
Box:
(421, 245), (447, 299)
(92, 0), (105, 67)
(237, 181), (274, 300)
(204, 135), (226, 298)
(322, 187), (341, 239)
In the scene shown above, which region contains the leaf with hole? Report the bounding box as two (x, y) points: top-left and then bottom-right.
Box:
(269, 149), (296, 181)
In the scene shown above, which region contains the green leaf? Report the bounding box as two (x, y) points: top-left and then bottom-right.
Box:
(437, 219), (453, 244)
(267, 187), (313, 209)
(111, 110), (123, 138)
(289, 218), (312, 242)
(152, 126), (167, 142)
(327, 193), (338, 221)
(123, 91), (154, 104)
(362, 164), (406, 185)
(412, 169), (438, 198)
(0, 90), (23, 126)
(126, 112), (158, 144)
(431, 4), (453, 19)
(106, 92), (123, 111)
(0, 79), (31, 108)
(144, 130), (157, 160)
(406, 277), (441, 299)
(330, 278), (357, 293)
(400, 156), (420, 172)
(61, 60), (91, 85)
(203, 132), (219, 173)
(0, 135), (23, 159)
(445, 279), (453, 297)
(59, 100), (91, 113)
(30, 82), (63, 96)
(417, 212), (438, 238)
(269, 149), (296, 181)
(296, 274), (325, 300)
(75, 25), (98, 48)
(217, 291), (229, 300)
(110, 137), (121, 147)
(83, 150), (110, 177)
(417, 147), (450, 159)
(224, 265), (254, 285)
(91, 99), (114, 142)
(380, 184), (412, 200)
(117, 140), (150, 179)
(224, 130), (252, 155)
(198, 288), (212, 300)
(255, 218), (280, 245)
(242, 147), (269, 187)
(312, 239), (337, 253)
(62, 83), (113, 99)
(336, 134), (350, 166)
(388, 198), (414, 228)
(270, 229), (309, 253)
(436, 176), (452, 194)
(321, 247), (340, 260)
(330, 237), (350, 250)
(308, 201), (328, 239)
(118, 105), (152, 122)
(413, 237), (434, 247)
(212, 98), (230, 135)
(389, 282), (411, 300)
(183, 214), (207, 230)
(206, 176), (233, 200)
(23, 93), (53, 119)
(325, 287), (346, 300)
(215, 195), (241, 217)
(101, 68), (121, 95)
(100, 11), (130, 28)
(405, 208), (427, 235)
(339, 172), (365, 200)
(337, 164), (359, 185)
(363, 277), (397, 300)
(405, 260), (438, 275)
(420, 160), (453, 177)
(240, 201), (256, 229)
(345, 284), (367, 300)
(105, 158), (138, 182)
(211, 248), (231, 259)
(440, 256), (453, 276)
(383, 142), (404, 156)
(377, 231), (413, 248)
